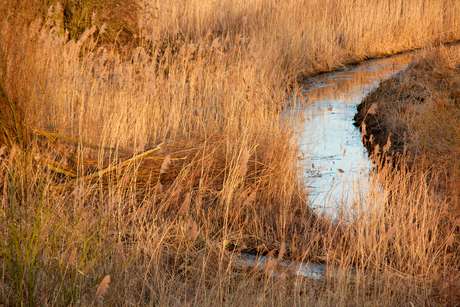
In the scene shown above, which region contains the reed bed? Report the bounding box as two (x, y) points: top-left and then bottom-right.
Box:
(2, 0), (460, 305)
(355, 45), (460, 205)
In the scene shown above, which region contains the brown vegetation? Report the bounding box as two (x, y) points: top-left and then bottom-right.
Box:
(2, 0), (460, 305)
(353, 46), (460, 305)
(354, 45), (460, 204)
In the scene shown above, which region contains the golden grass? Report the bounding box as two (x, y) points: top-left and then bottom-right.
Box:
(2, 0), (460, 305)
(355, 45), (460, 204)
(351, 45), (460, 304)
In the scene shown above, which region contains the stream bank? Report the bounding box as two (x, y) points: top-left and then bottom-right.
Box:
(294, 53), (414, 212)
(238, 52), (417, 279)
(353, 45), (460, 205)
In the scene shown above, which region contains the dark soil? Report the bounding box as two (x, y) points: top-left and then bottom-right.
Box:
(353, 45), (460, 204)
(354, 46), (460, 164)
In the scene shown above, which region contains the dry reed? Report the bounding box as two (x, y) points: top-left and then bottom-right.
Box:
(1, 0), (460, 305)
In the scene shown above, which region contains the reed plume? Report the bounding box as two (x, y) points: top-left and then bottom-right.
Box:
(239, 148), (250, 177)
(95, 275), (111, 297)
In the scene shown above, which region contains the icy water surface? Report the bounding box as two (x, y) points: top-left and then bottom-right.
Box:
(295, 53), (414, 213)
(237, 54), (415, 279)
(235, 253), (333, 279)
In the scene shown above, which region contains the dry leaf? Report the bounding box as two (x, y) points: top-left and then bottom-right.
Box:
(327, 106), (333, 111)
(313, 233), (321, 243)
(179, 193), (191, 215)
(365, 236), (373, 247)
(444, 253), (454, 263)
(377, 166), (387, 183)
(190, 222), (199, 239)
(160, 155), (171, 173)
(136, 205), (147, 219)
(71, 185), (83, 198)
(187, 218), (199, 239)
(243, 214), (250, 225)
(68, 247), (78, 265)
(211, 37), (221, 49)
(95, 275), (111, 297)
(338, 168), (344, 173)
(99, 23), (107, 35)
(237, 243), (248, 253)
(350, 202), (358, 211)
(427, 219), (437, 231)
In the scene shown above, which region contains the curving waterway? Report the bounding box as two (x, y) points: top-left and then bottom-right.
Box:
(238, 53), (415, 279)
(296, 53), (414, 214)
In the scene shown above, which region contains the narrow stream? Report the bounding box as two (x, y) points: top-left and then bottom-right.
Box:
(298, 53), (414, 213)
(238, 53), (415, 279)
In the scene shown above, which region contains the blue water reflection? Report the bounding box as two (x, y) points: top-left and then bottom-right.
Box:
(295, 54), (414, 213)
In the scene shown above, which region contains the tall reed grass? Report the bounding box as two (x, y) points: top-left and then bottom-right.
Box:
(351, 45), (460, 304)
(1, 0), (460, 305)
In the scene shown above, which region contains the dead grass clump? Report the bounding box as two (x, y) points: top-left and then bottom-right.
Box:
(0, 80), (29, 148)
(57, 0), (139, 48)
(32, 125), (318, 264)
(316, 154), (460, 304)
(354, 45), (460, 205)
(351, 48), (460, 301)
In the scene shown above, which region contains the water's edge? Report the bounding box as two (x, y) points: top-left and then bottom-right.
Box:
(237, 53), (416, 278)
(297, 52), (414, 212)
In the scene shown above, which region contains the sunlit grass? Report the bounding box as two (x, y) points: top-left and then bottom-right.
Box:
(1, 0), (460, 305)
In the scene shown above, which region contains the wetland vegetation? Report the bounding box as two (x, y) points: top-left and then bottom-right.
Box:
(1, 0), (460, 305)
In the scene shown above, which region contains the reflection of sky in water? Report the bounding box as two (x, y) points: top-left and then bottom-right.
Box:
(292, 53), (414, 213)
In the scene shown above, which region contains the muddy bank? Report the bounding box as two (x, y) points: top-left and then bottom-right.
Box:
(354, 45), (460, 203)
